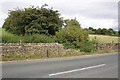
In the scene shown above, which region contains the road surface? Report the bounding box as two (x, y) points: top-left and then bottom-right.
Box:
(2, 53), (118, 78)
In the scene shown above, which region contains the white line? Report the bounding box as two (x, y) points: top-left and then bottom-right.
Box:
(49, 64), (106, 76)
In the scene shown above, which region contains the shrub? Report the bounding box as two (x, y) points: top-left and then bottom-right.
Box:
(56, 25), (89, 49)
(55, 19), (96, 52)
(80, 41), (97, 53)
(2, 35), (21, 43)
(2, 29), (21, 43)
(2, 28), (56, 43)
(22, 34), (56, 43)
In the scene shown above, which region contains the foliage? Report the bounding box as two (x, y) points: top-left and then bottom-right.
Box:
(2, 4), (63, 35)
(22, 34), (56, 43)
(2, 28), (21, 43)
(56, 19), (94, 52)
(84, 27), (120, 37)
(56, 26), (88, 49)
(64, 19), (80, 28)
(1, 28), (56, 43)
(80, 40), (96, 53)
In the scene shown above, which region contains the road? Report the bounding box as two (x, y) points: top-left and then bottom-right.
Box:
(2, 53), (118, 78)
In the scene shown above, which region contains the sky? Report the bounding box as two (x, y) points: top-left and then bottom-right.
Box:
(0, 0), (119, 30)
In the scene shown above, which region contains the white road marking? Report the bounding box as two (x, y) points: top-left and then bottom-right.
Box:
(49, 64), (106, 76)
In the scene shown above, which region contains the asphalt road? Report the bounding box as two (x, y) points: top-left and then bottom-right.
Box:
(2, 53), (118, 78)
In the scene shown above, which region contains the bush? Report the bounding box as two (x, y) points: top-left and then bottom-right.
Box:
(2, 35), (21, 43)
(55, 19), (96, 52)
(2, 29), (21, 43)
(80, 41), (97, 53)
(2, 28), (56, 43)
(56, 25), (89, 49)
(22, 34), (56, 43)
(62, 42), (76, 49)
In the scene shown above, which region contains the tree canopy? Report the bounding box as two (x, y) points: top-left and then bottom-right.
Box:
(64, 19), (81, 28)
(84, 27), (119, 36)
(3, 4), (63, 35)
(56, 19), (88, 49)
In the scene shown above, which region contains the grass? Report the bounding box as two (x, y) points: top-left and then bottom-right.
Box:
(2, 49), (118, 61)
(0, 28), (56, 43)
(0, 28), (21, 43)
(2, 52), (83, 61)
(2, 53), (46, 61)
(89, 34), (119, 43)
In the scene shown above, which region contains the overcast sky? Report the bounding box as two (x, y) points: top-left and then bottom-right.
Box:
(0, 0), (119, 30)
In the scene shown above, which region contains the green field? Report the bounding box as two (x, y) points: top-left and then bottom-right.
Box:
(89, 34), (119, 43)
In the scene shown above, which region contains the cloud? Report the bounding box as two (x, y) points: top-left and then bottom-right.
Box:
(0, 0), (119, 30)
(53, 2), (118, 20)
(0, 1), (29, 27)
(53, 1), (118, 30)
(81, 2), (118, 20)
(1, 2), (29, 14)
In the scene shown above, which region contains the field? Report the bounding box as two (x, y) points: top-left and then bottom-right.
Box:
(89, 34), (119, 43)
(0, 28), (119, 43)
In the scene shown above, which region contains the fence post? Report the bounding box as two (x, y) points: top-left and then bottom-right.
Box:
(46, 50), (49, 58)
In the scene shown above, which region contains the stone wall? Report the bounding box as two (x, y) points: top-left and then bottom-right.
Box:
(0, 43), (119, 55)
(1, 43), (65, 55)
(95, 43), (119, 51)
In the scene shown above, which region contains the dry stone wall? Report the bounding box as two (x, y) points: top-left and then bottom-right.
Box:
(0, 43), (119, 55)
(1, 43), (65, 55)
(95, 43), (119, 51)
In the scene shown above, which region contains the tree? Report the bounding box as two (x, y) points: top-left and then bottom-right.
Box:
(88, 27), (94, 30)
(84, 27), (96, 34)
(64, 19), (80, 28)
(96, 28), (102, 34)
(107, 28), (115, 35)
(3, 4), (63, 35)
(56, 19), (88, 49)
(101, 28), (107, 35)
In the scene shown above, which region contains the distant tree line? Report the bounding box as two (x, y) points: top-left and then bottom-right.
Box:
(84, 27), (120, 36)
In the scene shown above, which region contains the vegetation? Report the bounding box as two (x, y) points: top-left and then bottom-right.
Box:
(2, 52), (83, 61)
(1, 4), (119, 58)
(89, 34), (119, 43)
(1, 28), (21, 43)
(3, 4), (63, 35)
(84, 27), (120, 37)
(56, 19), (95, 52)
(2, 49), (117, 61)
(2, 53), (46, 61)
(1, 28), (56, 43)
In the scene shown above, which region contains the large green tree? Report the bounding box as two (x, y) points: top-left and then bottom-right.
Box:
(3, 4), (63, 35)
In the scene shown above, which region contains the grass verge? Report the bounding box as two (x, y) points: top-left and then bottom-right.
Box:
(2, 49), (118, 61)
